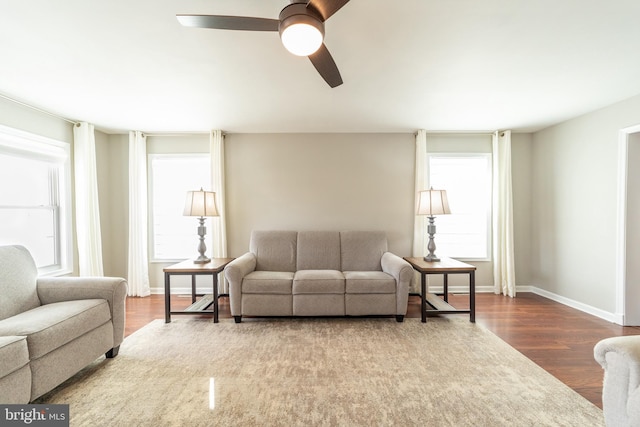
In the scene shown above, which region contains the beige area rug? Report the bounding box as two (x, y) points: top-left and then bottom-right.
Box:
(36, 317), (604, 426)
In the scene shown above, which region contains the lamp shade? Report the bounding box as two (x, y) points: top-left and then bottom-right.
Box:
(417, 188), (451, 216)
(183, 189), (219, 217)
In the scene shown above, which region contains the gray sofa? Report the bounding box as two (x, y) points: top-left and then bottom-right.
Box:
(225, 231), (414, 323)
(594, 335), (640, 426)
(0, 245), (127, 403)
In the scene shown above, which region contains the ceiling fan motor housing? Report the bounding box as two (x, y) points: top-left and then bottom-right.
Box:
(278, 3), (325, 41)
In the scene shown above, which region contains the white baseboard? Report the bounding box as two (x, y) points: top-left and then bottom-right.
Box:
(523, 285), (622, 324)
(422, 284), (622, 324)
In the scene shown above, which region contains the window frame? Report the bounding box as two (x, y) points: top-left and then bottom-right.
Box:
(426, 152), (493, 262)
(147, 153), (212, 263)
(0, 124), (73, 276)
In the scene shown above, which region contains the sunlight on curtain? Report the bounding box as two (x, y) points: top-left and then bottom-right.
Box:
(492, 130), (516, 297)
(411, 130), (428, 293)
(128, 131), (150, 297)
(210, 130), (229, 293)
(73, 122), (104, 276)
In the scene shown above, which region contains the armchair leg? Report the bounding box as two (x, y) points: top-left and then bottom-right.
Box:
(105, 346), (120, 358)
(234, 316), (242, 324)
(396, 315), (404, 323)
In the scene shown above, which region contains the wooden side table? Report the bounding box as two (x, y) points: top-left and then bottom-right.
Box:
(163, 258), (234, 323)
(404, 257), (476, 323)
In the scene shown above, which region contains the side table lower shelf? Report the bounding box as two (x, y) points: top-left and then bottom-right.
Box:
(424, 293), (461, 313)
(183, 294), (215, 312)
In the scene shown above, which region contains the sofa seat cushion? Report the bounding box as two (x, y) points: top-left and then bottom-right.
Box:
(0, 299), (111, 359)
(242, 271), (293, 294)
(293, 270), (345, 294)
(0, 335), (29, 378)
(344, 271), (396, 294)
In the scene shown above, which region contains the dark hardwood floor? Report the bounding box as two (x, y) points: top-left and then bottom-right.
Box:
(125, 292), (640, 409)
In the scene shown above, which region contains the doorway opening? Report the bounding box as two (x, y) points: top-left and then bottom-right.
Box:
(616, 125), (640, 325)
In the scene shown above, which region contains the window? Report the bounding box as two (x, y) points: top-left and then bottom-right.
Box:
(427, 153), (492, 260)
(0, 125), (72, 275)
(148, 154), (211, 261)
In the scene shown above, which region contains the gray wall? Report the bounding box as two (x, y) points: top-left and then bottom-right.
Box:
(95, 133), (128, 278)
(224, 133), (415, 256)
(531, 94), (640, 314)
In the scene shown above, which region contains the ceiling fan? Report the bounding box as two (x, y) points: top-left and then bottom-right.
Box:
(177, 0), (350, 88)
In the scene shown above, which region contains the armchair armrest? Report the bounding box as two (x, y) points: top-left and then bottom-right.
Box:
(37, 276), (128, 348)
(594, 336), (640, 426)
(224, 253), (257, 316)
(381, 252), (413, 314)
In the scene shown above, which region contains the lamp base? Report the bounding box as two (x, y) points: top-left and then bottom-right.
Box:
(423, 255), (440, 263)
(193, 255), (211, 264)
(193, 216), (211, 264)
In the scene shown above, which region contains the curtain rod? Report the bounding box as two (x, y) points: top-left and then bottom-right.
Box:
(418, 130), (496, 136)
(0, 92), (78, 126)
(142, 132), (211, 137)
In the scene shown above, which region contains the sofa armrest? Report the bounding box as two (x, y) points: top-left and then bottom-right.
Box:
(37, 277), (128, 348)
(594, 336), (640, 426)
(224, 253), (257, 316)
(381, 252), (413, 315)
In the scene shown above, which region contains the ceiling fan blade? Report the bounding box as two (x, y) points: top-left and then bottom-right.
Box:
(308, 43), (343, 88)
(307, 0), (350, 21)
(176, 15), (279, 31)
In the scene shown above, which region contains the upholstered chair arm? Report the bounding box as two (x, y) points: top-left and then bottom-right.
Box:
(594, 336), (640, 426)
(37, 277), (128, 348)
(381, 252), (413, 315)
(224, 253), (257, 316)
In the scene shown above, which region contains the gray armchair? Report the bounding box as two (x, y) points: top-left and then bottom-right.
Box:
(594, 336), (640, 426)
(0, 245), (127, 403)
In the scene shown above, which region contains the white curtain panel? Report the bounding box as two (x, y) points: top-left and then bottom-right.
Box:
(492, 130), (516, 297)
(73, 122), (104, 276)
(210, 130), (229, 293)
(127, 131), (150, 297)
(411, 130), (428, 293)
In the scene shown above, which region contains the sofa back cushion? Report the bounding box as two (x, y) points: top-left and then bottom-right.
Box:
(0, 245), (41, 320)
(297, 231), (341, 271)
(340, 231), (387, 271)
(250, 231), (298, 272)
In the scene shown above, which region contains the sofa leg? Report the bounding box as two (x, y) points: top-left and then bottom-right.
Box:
(396, 315), (404, 323)
(105, 346), (120, 358)
(234, 316), (242, 324)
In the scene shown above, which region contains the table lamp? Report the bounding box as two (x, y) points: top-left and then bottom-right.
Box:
(183, 188), (219, 264)
(417, 187), (451, 262)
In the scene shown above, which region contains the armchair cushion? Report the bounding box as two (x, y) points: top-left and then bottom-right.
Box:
(0, 299), (111, 359)
(36, 276), (127, 349)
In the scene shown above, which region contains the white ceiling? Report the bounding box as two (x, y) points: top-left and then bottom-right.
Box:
(1, 0), (639, 134)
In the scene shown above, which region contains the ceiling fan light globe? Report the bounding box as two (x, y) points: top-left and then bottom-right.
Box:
(281, 23), (323, 56)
